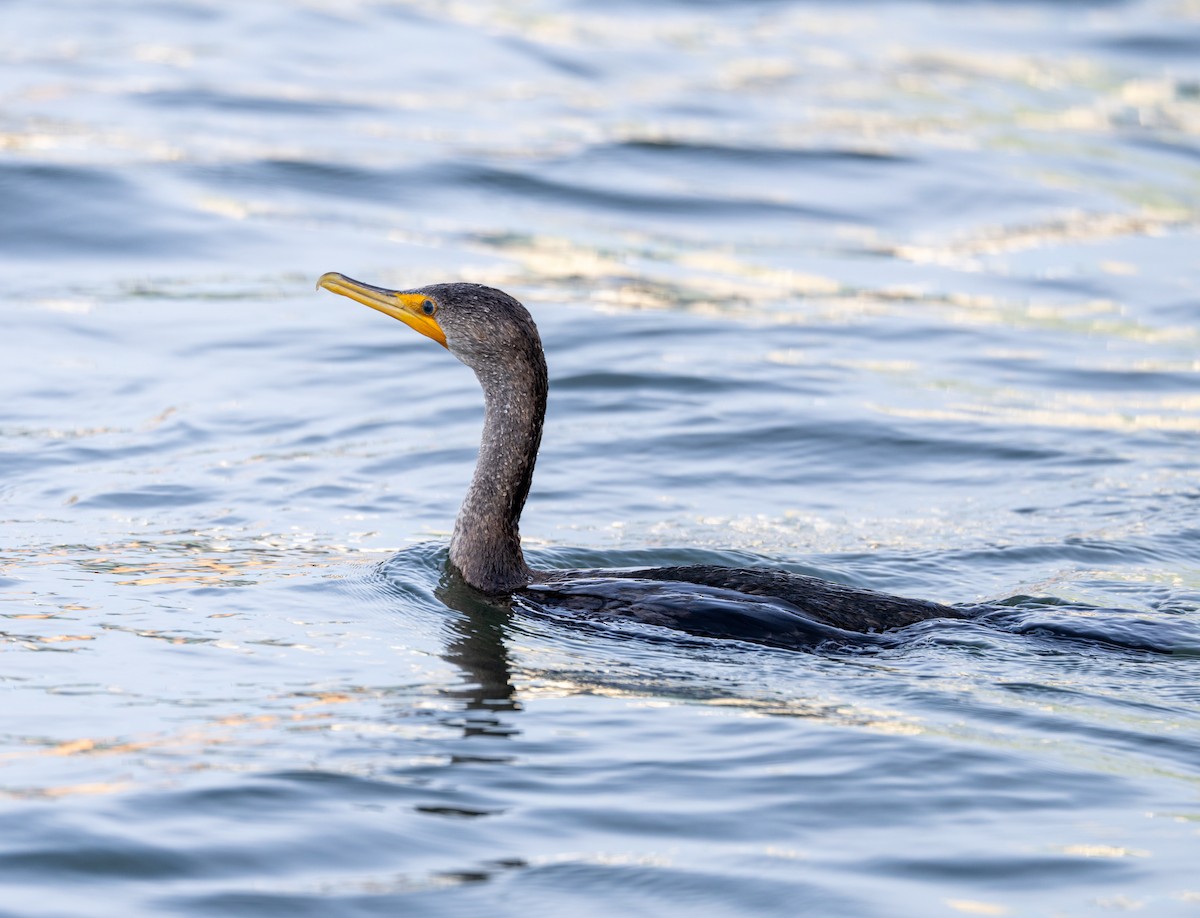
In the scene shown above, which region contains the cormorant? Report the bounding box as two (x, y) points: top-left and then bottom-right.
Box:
(318, 273), (966, 645)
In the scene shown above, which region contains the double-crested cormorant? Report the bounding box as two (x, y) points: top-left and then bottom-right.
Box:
(318, 273), (966, 644)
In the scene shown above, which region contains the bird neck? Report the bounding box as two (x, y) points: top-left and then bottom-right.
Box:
(450, 351), (547, 593)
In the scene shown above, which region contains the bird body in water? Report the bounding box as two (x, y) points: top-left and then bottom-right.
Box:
(318, 273), (967, 644)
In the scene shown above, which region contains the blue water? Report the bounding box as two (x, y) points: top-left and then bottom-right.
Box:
(2, 0), (1199, 914)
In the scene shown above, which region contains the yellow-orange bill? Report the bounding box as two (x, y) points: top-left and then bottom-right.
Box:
(317, 272), (447, 348)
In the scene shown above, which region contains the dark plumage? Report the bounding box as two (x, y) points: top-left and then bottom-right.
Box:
(531, 566), (964, 635)
(318, 273), (964, 643)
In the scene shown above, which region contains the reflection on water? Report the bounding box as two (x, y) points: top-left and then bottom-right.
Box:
(436, 573), (522, 737)
(2, 0), (1200, 913)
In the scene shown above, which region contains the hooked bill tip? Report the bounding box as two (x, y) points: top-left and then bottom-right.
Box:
(316, 271), (342, 292)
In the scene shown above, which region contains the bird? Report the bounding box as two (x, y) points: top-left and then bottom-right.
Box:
(317, 272), (968, 647)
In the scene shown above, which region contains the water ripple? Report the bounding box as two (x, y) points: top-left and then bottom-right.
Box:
(2, 0), (1199, 914)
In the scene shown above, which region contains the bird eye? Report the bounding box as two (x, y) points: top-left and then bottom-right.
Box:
(422, 299), (436, 316)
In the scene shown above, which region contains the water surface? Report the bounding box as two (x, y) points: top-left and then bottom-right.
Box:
(2, 0), (1199, 914)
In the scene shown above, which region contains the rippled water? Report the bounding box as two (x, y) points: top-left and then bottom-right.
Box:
(2, 0), (1199, 914)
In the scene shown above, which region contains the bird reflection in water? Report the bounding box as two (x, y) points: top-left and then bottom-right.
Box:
(435, 570), (522, 742)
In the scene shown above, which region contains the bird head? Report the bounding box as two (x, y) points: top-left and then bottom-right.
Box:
(316, 272), (541, 372)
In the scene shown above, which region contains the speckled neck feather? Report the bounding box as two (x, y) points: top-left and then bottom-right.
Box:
(445, 290), (548, 593)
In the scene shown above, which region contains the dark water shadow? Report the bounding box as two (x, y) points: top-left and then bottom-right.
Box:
(977, 598), (1200, 658)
